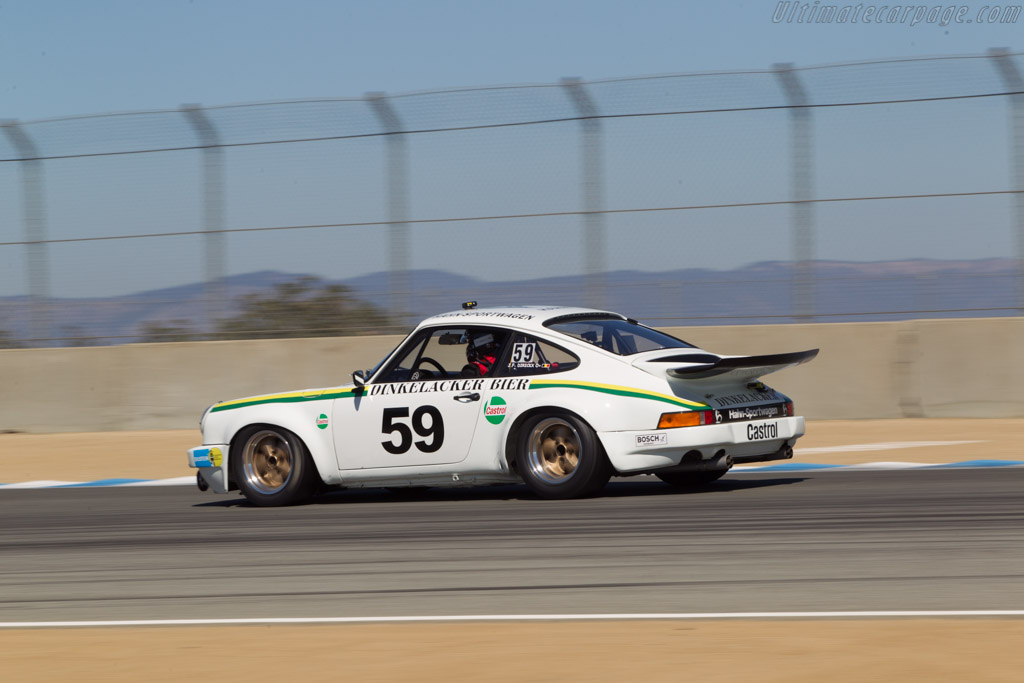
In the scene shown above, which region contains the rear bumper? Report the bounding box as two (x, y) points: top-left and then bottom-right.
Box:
(187, 444), (230, 494)
(599, 416), (805, 474)
(731, 444), (796, 464)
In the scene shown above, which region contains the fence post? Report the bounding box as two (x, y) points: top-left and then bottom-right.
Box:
(561, 77), (607, 311)
(989, 48), (1024, 314)
(1, 120), (51, 347)
(367, 92), (410, 324)
(181, 105), (225, 340)
(773, 64), (816, 321)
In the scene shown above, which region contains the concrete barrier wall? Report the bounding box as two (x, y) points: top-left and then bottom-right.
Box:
(1, 318), (1020, 433)
(661, 317), (1024, 420)
(0, 337), (395, 434)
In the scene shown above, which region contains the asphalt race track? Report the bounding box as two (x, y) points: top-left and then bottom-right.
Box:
(1, 469), (1021, 624)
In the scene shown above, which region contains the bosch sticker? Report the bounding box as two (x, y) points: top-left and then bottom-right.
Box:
(635, 433), (668, 447)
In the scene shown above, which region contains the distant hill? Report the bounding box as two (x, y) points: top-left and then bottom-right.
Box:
(0, 258), (1018, 345)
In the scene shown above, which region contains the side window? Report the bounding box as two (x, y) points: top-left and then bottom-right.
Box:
(378, 327), (510, 382)
(498, 335), (580, 376)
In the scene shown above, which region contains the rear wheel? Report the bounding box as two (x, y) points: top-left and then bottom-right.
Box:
(233, 426), (318, 506)
(516, 414), (611, 499)
(655, 469), (728, 487)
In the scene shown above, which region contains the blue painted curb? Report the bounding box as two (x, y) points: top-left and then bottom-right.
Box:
(55, 478), (150, 488)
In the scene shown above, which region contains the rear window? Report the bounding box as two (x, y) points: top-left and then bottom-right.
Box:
(545, 317), (694, 356)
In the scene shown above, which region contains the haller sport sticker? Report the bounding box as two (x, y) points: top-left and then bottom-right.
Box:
(484, 396), (507, 425)
(635, 432), (668, 447)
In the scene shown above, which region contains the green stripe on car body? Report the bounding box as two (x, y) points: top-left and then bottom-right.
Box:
(528, 380), (708, 409)
(210, 388), (360, 412)
(210, 380), (708, 413)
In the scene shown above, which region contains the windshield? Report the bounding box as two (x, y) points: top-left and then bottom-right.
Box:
(366, 342), (401, 380)
(545, 317), (694, 356)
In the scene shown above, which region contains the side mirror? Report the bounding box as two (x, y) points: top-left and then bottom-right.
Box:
(351, 369), (367, 388)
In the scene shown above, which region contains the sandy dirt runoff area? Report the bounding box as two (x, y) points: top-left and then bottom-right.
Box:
(2, 619), (1023, 682)
(0, 418), (1021, 483)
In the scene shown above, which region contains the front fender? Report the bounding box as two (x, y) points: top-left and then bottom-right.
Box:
(203, 400), (339, 486)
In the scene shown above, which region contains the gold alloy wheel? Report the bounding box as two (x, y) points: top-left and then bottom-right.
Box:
(241, 430), (294, 495)
(526, 418), (582, 484)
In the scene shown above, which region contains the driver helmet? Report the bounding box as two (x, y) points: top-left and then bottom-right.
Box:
(466, 332), (499, 362)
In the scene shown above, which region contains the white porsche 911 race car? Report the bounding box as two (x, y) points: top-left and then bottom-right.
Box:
(188, 304), (817, 506)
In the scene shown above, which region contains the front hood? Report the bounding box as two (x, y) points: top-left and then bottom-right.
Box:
(210, 384), (359, 413)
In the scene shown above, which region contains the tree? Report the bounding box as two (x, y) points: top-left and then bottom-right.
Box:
(60, 325), (98, 347)
(215, 277), (395, 340)
(138, 319), (202, 343)
(0, 328), (22, 349)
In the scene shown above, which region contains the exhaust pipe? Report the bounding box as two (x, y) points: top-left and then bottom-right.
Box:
(660, 451), (733, 474)
(731, 444), (794, 465)
(708, 453), (733, 471)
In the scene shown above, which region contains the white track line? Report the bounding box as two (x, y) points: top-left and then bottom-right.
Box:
(827, 461), (934, 470)
(2, 611), (1023, 628)
(0, 477), (195, 490)
(730, 461), (934, 472)
(796, 440), (984, 455)
(121, 476), (195, 487)
(0, 480), (82, 489)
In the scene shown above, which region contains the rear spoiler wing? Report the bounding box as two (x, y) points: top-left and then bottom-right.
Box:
(665, 349), (819, 381)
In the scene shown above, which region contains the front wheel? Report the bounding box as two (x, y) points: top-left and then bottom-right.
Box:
(516, 414), (611, 499)
(233, 426), (319, 506)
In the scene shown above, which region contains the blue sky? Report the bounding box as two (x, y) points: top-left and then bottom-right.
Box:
(0, 1), (1021, 299)
(3, 0), (1020, 120)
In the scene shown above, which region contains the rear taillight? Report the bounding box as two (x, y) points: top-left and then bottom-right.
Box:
(657, 410), (715, 429)
(785, 401), (794, 416)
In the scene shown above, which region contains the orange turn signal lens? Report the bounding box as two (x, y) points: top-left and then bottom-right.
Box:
(658, 411), (709, 429)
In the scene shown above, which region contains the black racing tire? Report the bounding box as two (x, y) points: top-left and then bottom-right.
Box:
(655, 469), (728, 487)
(516, 413), (611, 499)
(232, 426), (319, 506)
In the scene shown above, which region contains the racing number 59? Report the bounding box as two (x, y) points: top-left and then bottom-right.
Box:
(381, 406), (445, 454)
(511, 342), (535, 364)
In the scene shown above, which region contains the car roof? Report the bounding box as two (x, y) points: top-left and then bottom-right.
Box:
(416, 305), (627, 333)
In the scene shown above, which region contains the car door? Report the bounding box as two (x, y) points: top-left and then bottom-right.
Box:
(332, 326), (510, 470)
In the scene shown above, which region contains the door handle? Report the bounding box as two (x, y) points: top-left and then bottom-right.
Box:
(453, 392), (481, 402)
